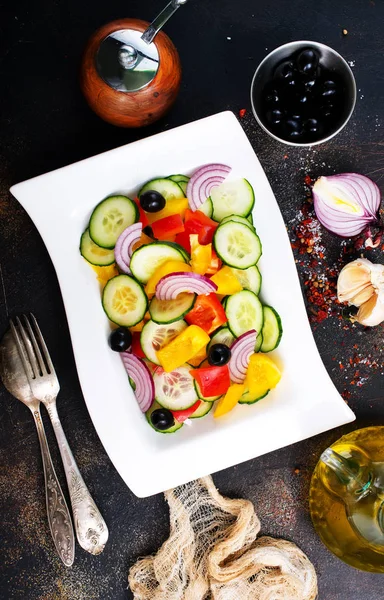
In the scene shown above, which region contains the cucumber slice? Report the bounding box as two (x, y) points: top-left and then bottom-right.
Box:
(139, 178), (185, 202)
(238, 388), (269, 405)
(190, 400), (213, 418)
(162, 241), (190, 263)
(193, 380), (221, 402)
(221, 214), (255, 231)
(208, 326), (235, 350)
(211, 179), (255, 221)
(226, 290), (264, 338)
(214, 221), (262, 269)
(89, 195), (138, 249)
(199, 197), (213, 218)
(261, 306), (283, 352)
(254, 332), (263, 352)
(141, 319), (187, 365)
(247, 213), (254, 227)
(149, 293), (195, 324)
(80, 229), (115, 266)
(168, 174), (189, 196)
(231, 265), (262, 295)
(146, 401), (183, 433)
(102, 275), (147, 327)
(130, 242), (188, 284)
(154, 365), (198, 410)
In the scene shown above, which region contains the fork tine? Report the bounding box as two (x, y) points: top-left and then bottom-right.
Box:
(23, 314), (48, 376)
(30, 313), (56, 376)
(10, 319), (35, 382)
(15, 316), (40, 378)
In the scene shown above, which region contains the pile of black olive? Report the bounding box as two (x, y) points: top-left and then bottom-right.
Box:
(260, 47), (344, 143)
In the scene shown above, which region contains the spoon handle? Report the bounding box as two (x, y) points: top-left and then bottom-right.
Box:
(141, 0), (188, 45)
(31, 406), (75, 566)
(46, 402), (108, 555)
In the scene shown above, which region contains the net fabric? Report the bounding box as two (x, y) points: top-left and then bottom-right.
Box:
(129, 476), (318, 600)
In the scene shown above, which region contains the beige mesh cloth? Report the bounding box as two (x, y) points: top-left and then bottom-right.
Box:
(129, 476), (318, 600)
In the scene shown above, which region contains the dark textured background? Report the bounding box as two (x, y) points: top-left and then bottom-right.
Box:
(1, 1), (384, 598)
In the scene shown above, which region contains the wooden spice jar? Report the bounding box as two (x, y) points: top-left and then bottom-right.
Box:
(80, 18), (181, 128)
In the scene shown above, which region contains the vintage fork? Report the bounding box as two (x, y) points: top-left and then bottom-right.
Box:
(11, 314), (108, 555)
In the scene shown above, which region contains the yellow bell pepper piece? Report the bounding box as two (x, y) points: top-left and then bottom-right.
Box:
(145, 260), (192, 297)
(214, 383), (245, 418)
(190, 234), (212, 275)
(132, 232), (154, 253)
(146, 197), (189, 224)
(92, 264), (119, 289)
(246, 353), (281, 397)
(187, 344), (207, 367)
(210, 266), (243, 295)
(157, 325), (210, 372)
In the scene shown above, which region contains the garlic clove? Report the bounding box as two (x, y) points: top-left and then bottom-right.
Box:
(337, 258), (375, 306)
(356, 293), (384, 327)
(349, 283), (376, 307)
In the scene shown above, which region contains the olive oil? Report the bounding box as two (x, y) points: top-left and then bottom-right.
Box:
(309, 427), (384, 572)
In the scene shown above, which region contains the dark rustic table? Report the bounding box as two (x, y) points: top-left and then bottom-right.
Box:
(1, 1), (384, 598)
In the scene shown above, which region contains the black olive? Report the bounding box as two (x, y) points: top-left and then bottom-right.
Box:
(266, 108), (284, 125)
(208, 343), (231, 366)
(298, 93), (309, 105)
(296, 48), (319, 76)
(304, 77), (318, 93)
(286, 77), (299, 89)
(283, 117), (304, 140)
(274, 60), (295, 82)
(304, 117), (323, 137)
(321, 87), (338, 99)
(264, 88), (281, 105)
(150, 408), (175, 431)
(108, 327), (132, 352)
(140, 190), (166, 213)
(143, 225), (154, 237)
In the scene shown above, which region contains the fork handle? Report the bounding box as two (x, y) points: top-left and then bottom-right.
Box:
(46, 403), (108, 555)
(31, 406), (75, 566)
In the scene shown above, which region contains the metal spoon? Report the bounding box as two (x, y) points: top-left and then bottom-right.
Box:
(0, 328), (75, 566)
(141, 0), (189, 45)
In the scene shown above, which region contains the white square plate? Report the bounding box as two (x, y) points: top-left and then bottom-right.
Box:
(11, 111), (355, 497)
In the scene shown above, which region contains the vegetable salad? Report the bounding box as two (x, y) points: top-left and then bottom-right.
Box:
(80, 164), (283, 433)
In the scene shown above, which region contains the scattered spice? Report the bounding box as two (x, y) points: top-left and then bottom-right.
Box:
(239, 109), (247, 118)
(342, 28), (348, 36)
(294, 468), (300, 475)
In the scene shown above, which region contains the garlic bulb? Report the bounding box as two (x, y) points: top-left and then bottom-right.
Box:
(337, 258), (384, 326)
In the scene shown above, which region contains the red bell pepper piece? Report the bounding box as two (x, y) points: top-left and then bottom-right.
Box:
(191, 365), (230, 397)
(175, 231), (192, 253)
(172, 400), (201, 423)
(151, 214), (185, 240)
(134, 197), (149, 228)
(131, 332), (146, 359)
(185, 293), (227, 334)
(184, 209), (218, 245)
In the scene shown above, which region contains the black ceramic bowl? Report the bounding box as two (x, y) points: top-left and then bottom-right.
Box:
(251, 41), (356, 146)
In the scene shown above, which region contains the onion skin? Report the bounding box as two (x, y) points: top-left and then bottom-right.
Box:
(313, 174), (381, 237)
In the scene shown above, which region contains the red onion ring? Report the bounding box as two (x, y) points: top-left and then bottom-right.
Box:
(187, 163), (231, 211)
(228, 329), (257, 384)
(313, 173), (381, 238)
(121, 352), (154, 412)
(115, 223), (142, 273)
(156, 272), (217, 300)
